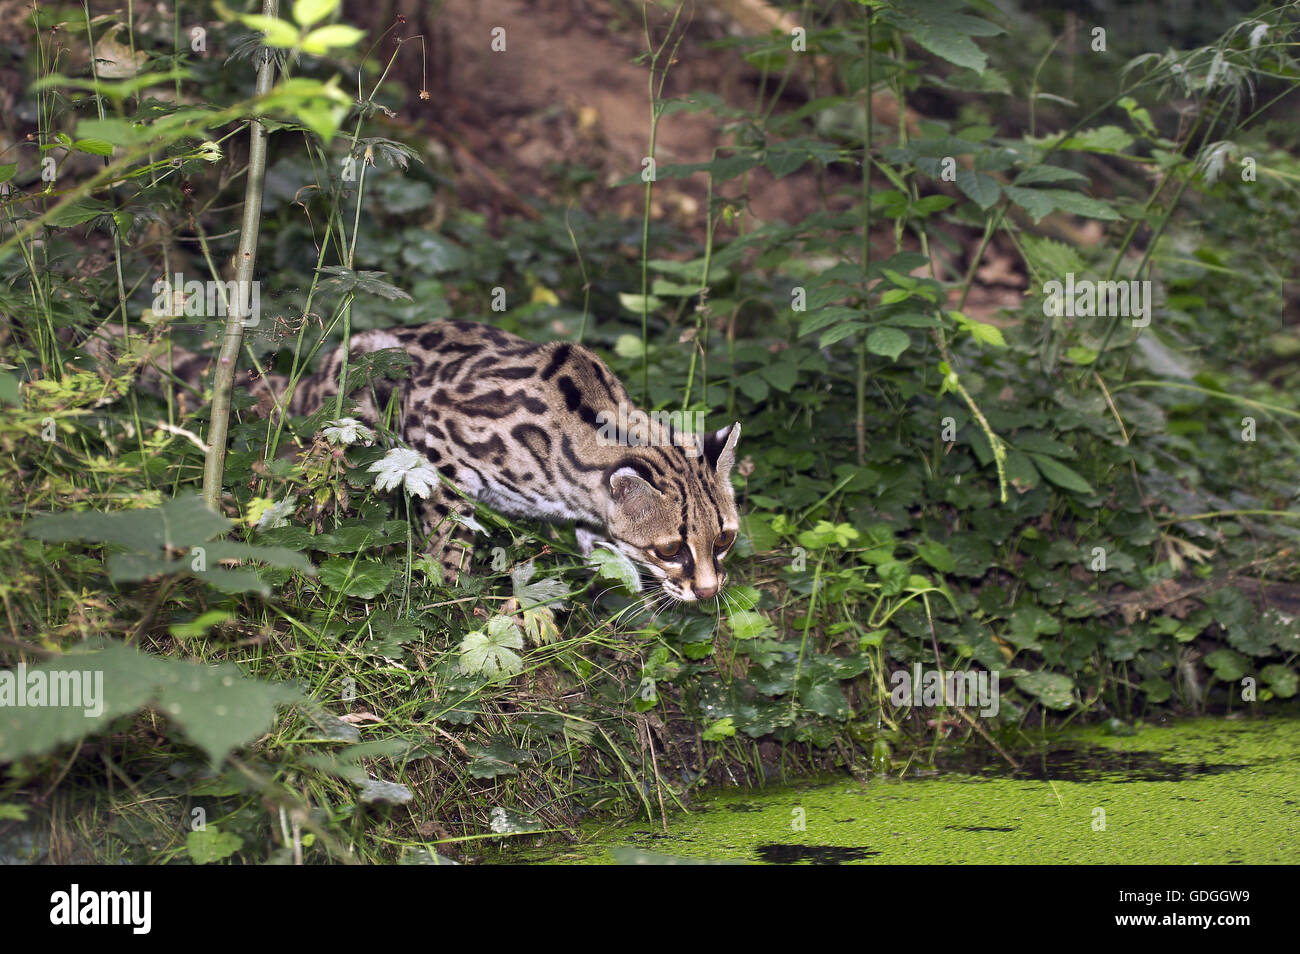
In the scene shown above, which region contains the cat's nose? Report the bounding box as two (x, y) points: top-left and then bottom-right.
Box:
(694, 582), (719, 599)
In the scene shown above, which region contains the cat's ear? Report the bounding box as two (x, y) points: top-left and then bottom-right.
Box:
(609, 467), (663, 514)
(703, 423), (742, 478)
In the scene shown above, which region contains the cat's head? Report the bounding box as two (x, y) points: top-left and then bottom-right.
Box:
(603, 423), (742, 603)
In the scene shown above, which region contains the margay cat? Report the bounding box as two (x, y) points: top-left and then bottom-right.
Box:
(123, 320), (743, 603)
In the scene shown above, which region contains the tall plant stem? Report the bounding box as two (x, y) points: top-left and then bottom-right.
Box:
(856, 9), (873, 467)
(201, 0), (278, 512)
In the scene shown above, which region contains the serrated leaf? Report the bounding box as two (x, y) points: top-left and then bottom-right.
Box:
(866, 327), (910, 361)
(955, 168), (1000, 209)
(72, 139), (115, 157)
(187, 826), (243, 864)
(728, 609), (774, 640)
(458, 617), (524, 678)
(587, 546), (642, 593)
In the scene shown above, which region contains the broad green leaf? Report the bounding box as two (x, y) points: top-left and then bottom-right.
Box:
(187, 826), (243, 864)
(72, 139), (114, 157)
(458, 617), (525, 678)
(1015, 671), (1075, 709)
(0, 645), (299, 765)
(293, 0), (339, 28)
(301, 24), (366, 55)
(916, 540), (956, 573)
(955, 168), (1000, 209)
(239, 14), (300, 48)
(1012, 164), (1088, 186)
(587, 546), (642, 593)
(728, 609), (774, 640)
(317, 558), (394, 599)
(866, 327), (910, 361)
(1203, 649), (1248, 682)
(1028, 453), (1094, 495)
(1261, 665), (1297, 699)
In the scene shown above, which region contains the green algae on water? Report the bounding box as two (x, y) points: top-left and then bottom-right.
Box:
(494, 717), (1300, 865)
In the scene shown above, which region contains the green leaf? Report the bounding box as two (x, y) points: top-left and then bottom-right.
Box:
(169, 610), (235, 641)
(1015, 671), (1075, 709)
(866, 327), (910, 361)
(317, 558), (394, 599)
(75, 118), (149, 147)
(1004, 185), (1119, 223)
(1204, 649), (1248, 682)
(467, 739), (528, 778)
(702, 717), (736, 741)
(728, 609), (774, 640)
(300, 24), (366, 55)
(26, 494), (229, 551)
(186, 826), (243, 864)
(1012, 164), (1088, 186)
(293, 0), (339, 28)
(1008, 605), (1061, 646)
(1261, 665), (1298, 699)
(1028, 453), (1094, 495)
(458, 617), (525, 678)
(72, 139), (115, 157)
(0, 163), (16, 184)
(587, 546), (642, 593)
(0, 645), (299, 765)
(758, 361), (798, 392)
(798, 679), (850, 720)
(916, 540), (956, 573)
(238, 14), (300, 48)
(955, 168), (1000, 209)
(44, 199), (114, 228)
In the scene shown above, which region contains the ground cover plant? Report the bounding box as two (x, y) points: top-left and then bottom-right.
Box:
(1, 0), (1298, 863)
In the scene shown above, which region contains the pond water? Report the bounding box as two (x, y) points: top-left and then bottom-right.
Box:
(495, 716), (1300, 864)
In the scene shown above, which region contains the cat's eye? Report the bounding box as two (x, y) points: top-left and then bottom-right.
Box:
(714, 530), (736, 551)
(653, 541), (682, 560)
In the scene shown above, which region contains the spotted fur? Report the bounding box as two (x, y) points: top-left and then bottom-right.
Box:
(109, 320), (743, 602)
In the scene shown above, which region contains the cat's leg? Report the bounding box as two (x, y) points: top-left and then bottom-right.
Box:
(416, 484), (478, 584)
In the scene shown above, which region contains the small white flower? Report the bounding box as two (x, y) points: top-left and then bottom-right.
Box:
(322, 417), (375, 447)
(257, 495), (298, 529)
(368, 447), (440, 498)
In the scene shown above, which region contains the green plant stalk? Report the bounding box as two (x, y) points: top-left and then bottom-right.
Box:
(637, 1), (686, 404)
(856, 8), (873, 467)
(201, 0), (279, 512)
